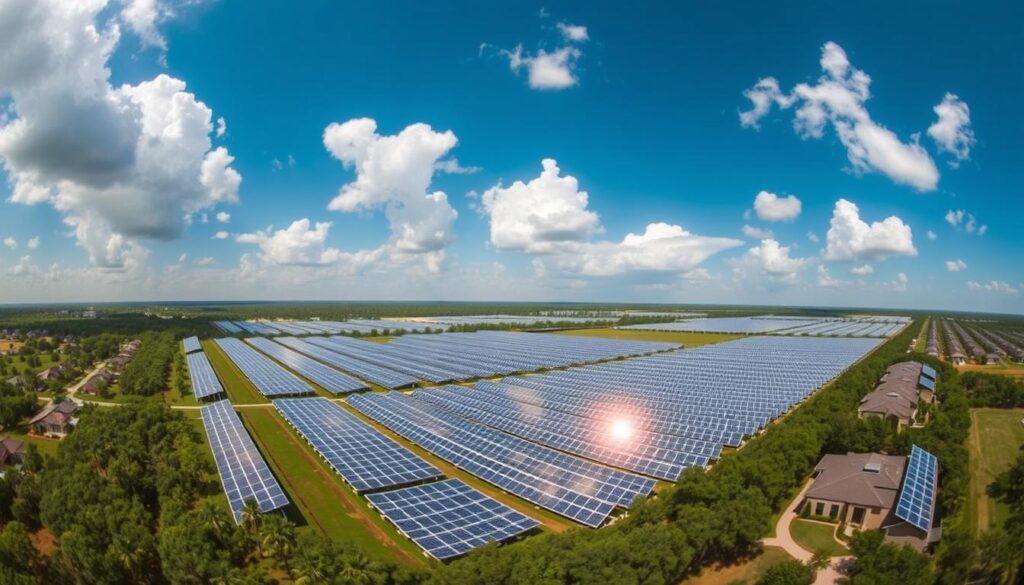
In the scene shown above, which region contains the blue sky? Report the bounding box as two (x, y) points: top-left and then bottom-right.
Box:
(0, 0), (1021, 313)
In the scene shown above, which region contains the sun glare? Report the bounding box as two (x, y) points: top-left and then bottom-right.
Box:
(610, 418), (634, 441)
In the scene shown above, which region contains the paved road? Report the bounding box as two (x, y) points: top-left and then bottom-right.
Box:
(762, 479), (850, 585)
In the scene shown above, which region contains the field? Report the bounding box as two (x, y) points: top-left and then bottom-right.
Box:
(553, 327), (742, 347)
(681, 546), (791, 585)
(965, 408), (1024, 534)
(958, 361), (1024, 379)
(790, 519), (846, 556)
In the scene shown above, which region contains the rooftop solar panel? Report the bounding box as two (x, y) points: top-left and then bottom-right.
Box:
(200, 400), (289, 523)
(186, 351), (226, 400)
(895, 445), (938, 532)
(273, 397), (442, 491)
(367, 479), (539, 560)
(921, 364), (937, 380)
(214, 337), (313, 397)
(918, 375), (936, 391)
(182, 336), (202, 354)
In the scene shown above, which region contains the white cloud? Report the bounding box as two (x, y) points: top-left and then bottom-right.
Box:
(177, 252), (187, 263)
(890, 272), (909, 292)
(216, 211), (231, 224)
(120, 0), (168, 52)
(213, 231), (229, 240)
(480, 158), (601, 253)
(26, 236), (39, 250)
(434, 158), (480, 175)
(732, 238), (807, 282)
(323, 118), (460, 272)
(740, 42), (940, 191)
(945, 208), (987, 235)
(967, 281), (1018, 295)
(557, 22), (589, 42)
(823, 199), (917, 261)
(504, 45), (581, 90)
(753, 190), (801, 222)
(817, 265), (842, 288)
(850, 264), (873, 276)
(237, 219), (343, 266)
(945, 259), (967, 272)
(807, 232), (820, 243)
(194, 256), (214, 266)
(742, 225), (774, 239)
(927, 93), (974, 165)
(926, 230), (938, 241)
(7, 255), (34, 277)
(569, 223), (743, 277)
(3, 237), (16, 250)
(216, 116), (227, 138)
(0, 1), (241, 269)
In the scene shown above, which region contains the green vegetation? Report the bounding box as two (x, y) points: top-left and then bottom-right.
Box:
(966, 408), (1024, 534)
(120, 332), (177, 396)
(552, 327), (742, 347)
(789, 520), (846, 557)
(0, 380), (38, 431)
(843, 531), (933, 585)
(202, 339), (267, 404)
(963, 372), (1024, 407)
(683, 546), (792, 585)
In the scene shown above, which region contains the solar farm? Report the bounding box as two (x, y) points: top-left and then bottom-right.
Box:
(187, 320), (894, 561)
(213, 318), (445, 335)
(621, 315), (909, 337)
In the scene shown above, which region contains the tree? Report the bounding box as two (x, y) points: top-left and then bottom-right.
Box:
(0, 521), (40, 585)
(756, 560), (812, 585)
(841, 531), (933, 585)
(259, 513), (296, 565)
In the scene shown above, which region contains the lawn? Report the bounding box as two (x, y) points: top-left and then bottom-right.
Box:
(6, 429), (61, 458)
(966, 408), (1024, 534)
(5, 353), (61, 375)
(681, 546), (791, 585)
(553, 328), (742, 348)
(201, 339), (268, 404)
(237, 407), (428, 567)
(790, 519), (847, 556)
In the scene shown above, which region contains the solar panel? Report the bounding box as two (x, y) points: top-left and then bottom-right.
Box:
(921, 364), (937, 380)
(186, 351), (226, 400)
(200, 400), (289, 523)
(895, 445), (938, 532)
(182, 336), (202, 354)
(367, 479), (539, 560)
(918, 375), (936, 391)
(214, 338), (313, 397)
(274, 336), (419, 389)
(214, 320), (243, 333)
(273, 397), (442, 492)
(245, 337), (368, 394)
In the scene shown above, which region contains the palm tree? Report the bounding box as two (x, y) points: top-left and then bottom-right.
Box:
(260, 514), (296, 564)
(239, 498), (263, 556)
(197, 499), (230, 544)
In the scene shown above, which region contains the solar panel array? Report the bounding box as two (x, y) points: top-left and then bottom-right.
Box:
(418, 337), (875, 480)
(214, 337), (313, 396)
(620, 317), (822, 334)
(415, 314), (618, 326)
(182, 336), (202, 354)
(895, 445), (939, 532)
(366, 479), (539, 560)
(200, 400), (289, 523)
(348, 391), (656, 527)
(275, 336), (419, 389)
(186, 351), (226, 400)
(245, 337), (367, 394)
(214, 320), (242, 333)
(274, 397), (442, 492)
(300, 331), (677, 384)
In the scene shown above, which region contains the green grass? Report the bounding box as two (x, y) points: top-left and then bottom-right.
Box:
(966, 408), (1024, 534)
(5, 353), (61, 375)
(552, 327), (742, 348)
(5, 429), (61, 458)
(237, 407), (428, 566)
(682, 546), (792, 585)
(790, 519), (847, 557)
(201, 339), (268, 404)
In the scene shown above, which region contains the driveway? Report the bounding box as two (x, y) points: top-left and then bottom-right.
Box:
(762, 478), (850, 585)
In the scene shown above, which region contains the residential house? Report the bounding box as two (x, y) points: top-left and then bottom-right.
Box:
(37, 364), (65, 381)
(0, 436), (25, 466)
(858, 362), (937, 429)
(29, 400), (79, 438)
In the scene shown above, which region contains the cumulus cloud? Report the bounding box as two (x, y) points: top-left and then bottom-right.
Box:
(504, 45), (582, 90)
(26, 236), (39, 250)
(481, 158), (601, 253)
(557, 23), (589, 42)
(823, 199), (917, 261)
(237, 219), (346, 266)
(121, 0), (169, 52)
(194, 256), (214, 266)
(731, 239), (808, 285)
(740, 42), (940, 191)
(3, 237), (16, 250)
(742, 225), (774, 240)
(850, 264), (873, 276)
(889, 272), (909, 292)
(216, 211), (231, 224)
(0, 1), (241, 269)
(927, 230), (938, 241)
(945, 259), (967, 272)
(807, 232), (820, 243)
(753, 190), (801, 222)
(7, 255), (35, 277)
(434, 158), (480, 175)
(967, 280), (1018, 295)
(213, 231), (229, 240)
(945, 209), (987, 235)
(927, 93), (974, 165)
(323, 118), (459, 272)
(816, 265), (842, 288)
(568, 223), (743, 277)
(216, 116), (227, 138)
